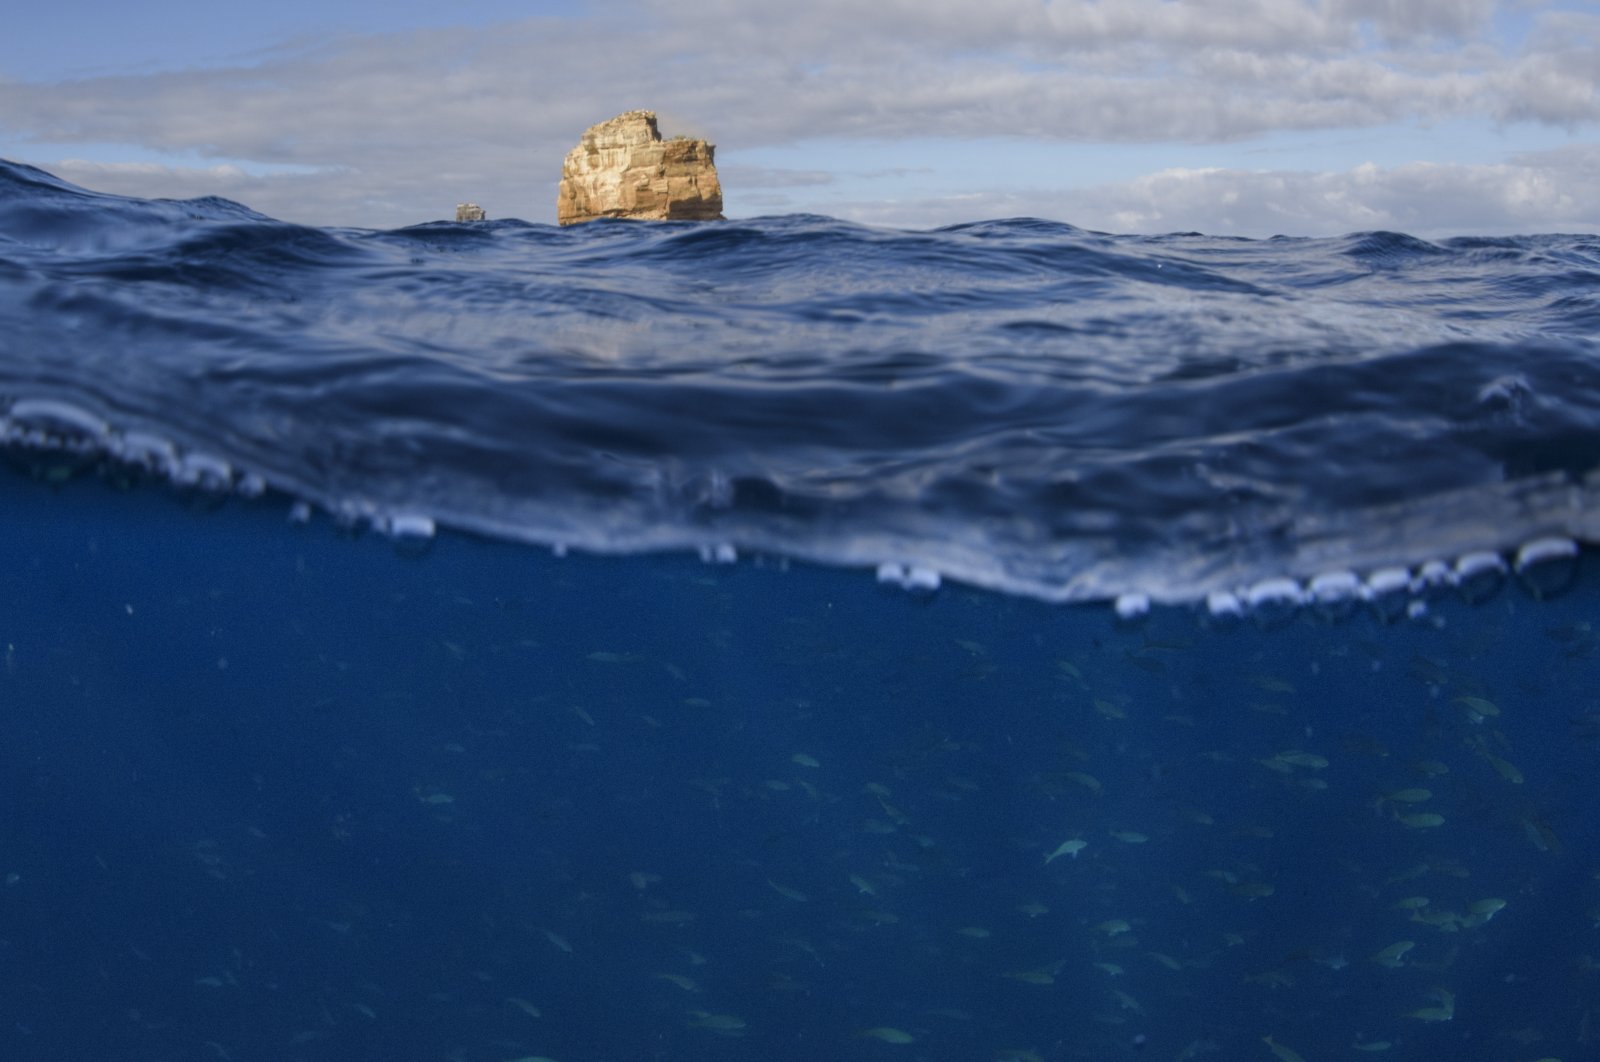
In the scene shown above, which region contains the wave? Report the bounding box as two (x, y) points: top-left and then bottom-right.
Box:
(3, 158), (1599, 606)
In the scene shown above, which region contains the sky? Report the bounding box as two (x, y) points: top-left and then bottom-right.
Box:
(0, 0), (1596, 237)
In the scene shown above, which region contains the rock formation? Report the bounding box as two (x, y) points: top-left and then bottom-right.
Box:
(556, 110), (723, 226)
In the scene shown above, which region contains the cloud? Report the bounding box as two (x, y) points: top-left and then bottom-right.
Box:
(1326, 0), (1499, 43)
(819, 144), (1600, 237)
(718, 165), (835, 189)
(0, 1), (1595, 229)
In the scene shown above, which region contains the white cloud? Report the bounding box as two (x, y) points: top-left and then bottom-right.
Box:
(818, 145), (1600, 237)
(0, 0), (1594, 230)
(1326, 0), (1498, 43)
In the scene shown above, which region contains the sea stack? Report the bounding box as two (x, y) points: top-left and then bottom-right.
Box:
(556, 110), (724, 226)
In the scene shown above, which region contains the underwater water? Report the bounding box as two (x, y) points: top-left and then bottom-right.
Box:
(3, 160), (1600, 1061)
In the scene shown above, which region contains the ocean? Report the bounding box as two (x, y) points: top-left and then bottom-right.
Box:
(1, 157), (1598, 1062)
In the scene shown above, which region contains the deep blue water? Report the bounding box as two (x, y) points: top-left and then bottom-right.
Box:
(3, 160), (1600, 1062)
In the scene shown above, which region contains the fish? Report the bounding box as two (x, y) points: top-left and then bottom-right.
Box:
(1064, 771), (1102, 794)
(506, 997), (542, 1018)
(1404, 986), (1455, 1022)
(1094, 699), (1127, 720)
(1250, 675), (1297, 693)
(1261, 1034), (1307, 1062)
(1466, 897), (1507, 924)
(686, 1011), (747, 1034)
(653, 973), (700, 992)
(1397, 813), (1446, 829)
(1384, 788), (1432, 803)
(1044, 838), (1088, 863)
(857, 1027), (916, 1044)
(1480, 750), (1524, 784)
(1370, 940), (1415, 967)
(767, 880), (809, 902)
(1453, 695), (1501, 722)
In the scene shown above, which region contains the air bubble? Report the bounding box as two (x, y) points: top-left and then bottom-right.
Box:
(1244, 577), (1303, 627)
(1365, 567), (1410, 597)
(1453, 551), (1506, 603)
(1364, 567), (1410, 621)
(1245, 578), (1304, 609)
(1514, 536), (1578, 599)
(1411, 560), (1453, 593)
(1307, 571), (1361, 620)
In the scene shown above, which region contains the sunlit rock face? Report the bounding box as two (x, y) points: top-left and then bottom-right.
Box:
(556, 110), (724, 226)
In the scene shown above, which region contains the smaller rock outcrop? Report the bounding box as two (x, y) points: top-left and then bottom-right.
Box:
(455, 203), (487, 222)
(556, 110), (723, 226)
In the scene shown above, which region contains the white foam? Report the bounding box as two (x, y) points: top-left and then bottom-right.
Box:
(1205, 590), (1244, 618)
(385, 513), (436, 541)
(173, 452), (233, 491)
(1114, 593), (1150, 620)
(5, 399), (110, 440)
(1309, 571), (1361, 604)
(700, 543), (737, 564)
(876, 562), (941, 592)
(116, 432), (179, 474)
(1245, 578), (1305, 609)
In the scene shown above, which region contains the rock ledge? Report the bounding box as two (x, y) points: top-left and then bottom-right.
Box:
(556, 110), (724, 226)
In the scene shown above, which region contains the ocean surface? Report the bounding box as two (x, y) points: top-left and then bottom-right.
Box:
(2, 158), (1599, 1061)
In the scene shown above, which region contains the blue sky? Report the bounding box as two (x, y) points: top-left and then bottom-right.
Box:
(1, 0), (1596, 236)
